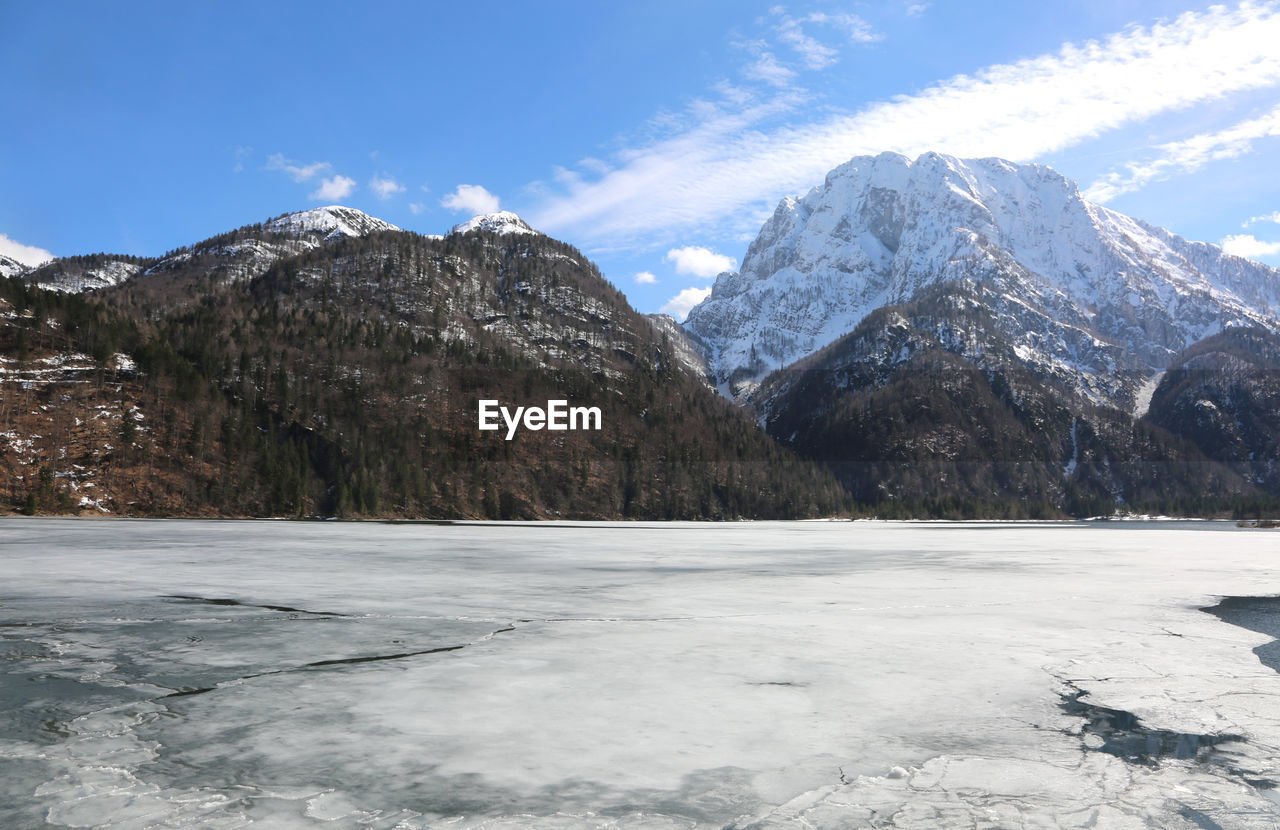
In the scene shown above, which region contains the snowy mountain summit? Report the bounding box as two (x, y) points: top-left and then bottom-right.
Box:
(265, 205), (400, 241)
(448, 211), (538, 237)
(684, 151), (1280, 407)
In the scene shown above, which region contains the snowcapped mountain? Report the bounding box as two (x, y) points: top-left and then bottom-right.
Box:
(27, 206), (400, 292)
(264, 205), (400, 240)
(684, 151), (1280, 409)
(449, 211), (538, 237)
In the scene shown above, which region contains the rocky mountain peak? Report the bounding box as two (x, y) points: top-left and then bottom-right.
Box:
(684, 151), (1280, 406)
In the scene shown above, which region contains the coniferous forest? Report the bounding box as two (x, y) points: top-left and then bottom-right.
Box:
(4, 209), (1279, 520)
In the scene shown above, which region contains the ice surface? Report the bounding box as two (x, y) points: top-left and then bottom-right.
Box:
(2, 519), (1280, 828)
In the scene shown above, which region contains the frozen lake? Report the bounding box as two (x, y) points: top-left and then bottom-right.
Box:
(2, 519), (1279, 829)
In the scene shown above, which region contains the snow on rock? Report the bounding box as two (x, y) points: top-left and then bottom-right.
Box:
(0, 253), (31, 278)
(684, 151), (1280, 405)
(449, 211), (539, 237)
(33, 259), (145, 293)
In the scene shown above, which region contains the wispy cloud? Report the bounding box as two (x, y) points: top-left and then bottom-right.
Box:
(743, 49), (797, 87)
(665, 246), (736, 278)
(800, 11), (882, 45)
(1221, 233), (1280, 259)
(0, 233), (54, 267)
(738, 8), (880, 85)
(1244, 210), (1280, 227)
(776, 15), (838, 70)
(660, 286), (713, 321)
(634, 270), (658, 284)
(409, 202), (426, 215)
(310, 175), (356, 201)
(266, 153), (332, 182)
(233, 146), (253, 173)
(441, 184), (500, 215)
(1084, 103), (1280, 202)
(370, 174), (406, 200)
(529, 3), (1280, 250)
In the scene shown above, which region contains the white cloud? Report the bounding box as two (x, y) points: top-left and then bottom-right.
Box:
(1084, 104), (1280, 202)
(310, 175), (356, 201)
(906, 3), (930, 18)
(0, 233), (54, 267)
(370, 174), (406, 200)
(634, 271), (658, 284)
(266, 153), (331, 182)
(529, 3), (1280, 249)
(409, 202), (425, 215)
(441, 184), (501, 215)
(1221, 233), (1280, 259)
(233, 146), (252, 173)
(1244, 210), (1280, 227)
(660, 286), (713, 321)
(665, 246), (736, 278)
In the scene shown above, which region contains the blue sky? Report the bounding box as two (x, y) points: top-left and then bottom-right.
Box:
(4, 1), (1280, 319)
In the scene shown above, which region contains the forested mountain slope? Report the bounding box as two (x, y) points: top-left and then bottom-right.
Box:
(1, 209), (849, 519)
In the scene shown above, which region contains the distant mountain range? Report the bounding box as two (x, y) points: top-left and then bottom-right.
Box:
(4, 152), (1278, 518)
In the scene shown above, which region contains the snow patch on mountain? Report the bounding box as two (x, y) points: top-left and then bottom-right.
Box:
(449, 211), (538, 237)
(1132, 371), (1165, 418)
(684, 151), (1280, 408)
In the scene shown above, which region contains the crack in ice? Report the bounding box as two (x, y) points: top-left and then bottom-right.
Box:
(161, 624), (519, 699)
(160, 593), (353, 618)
